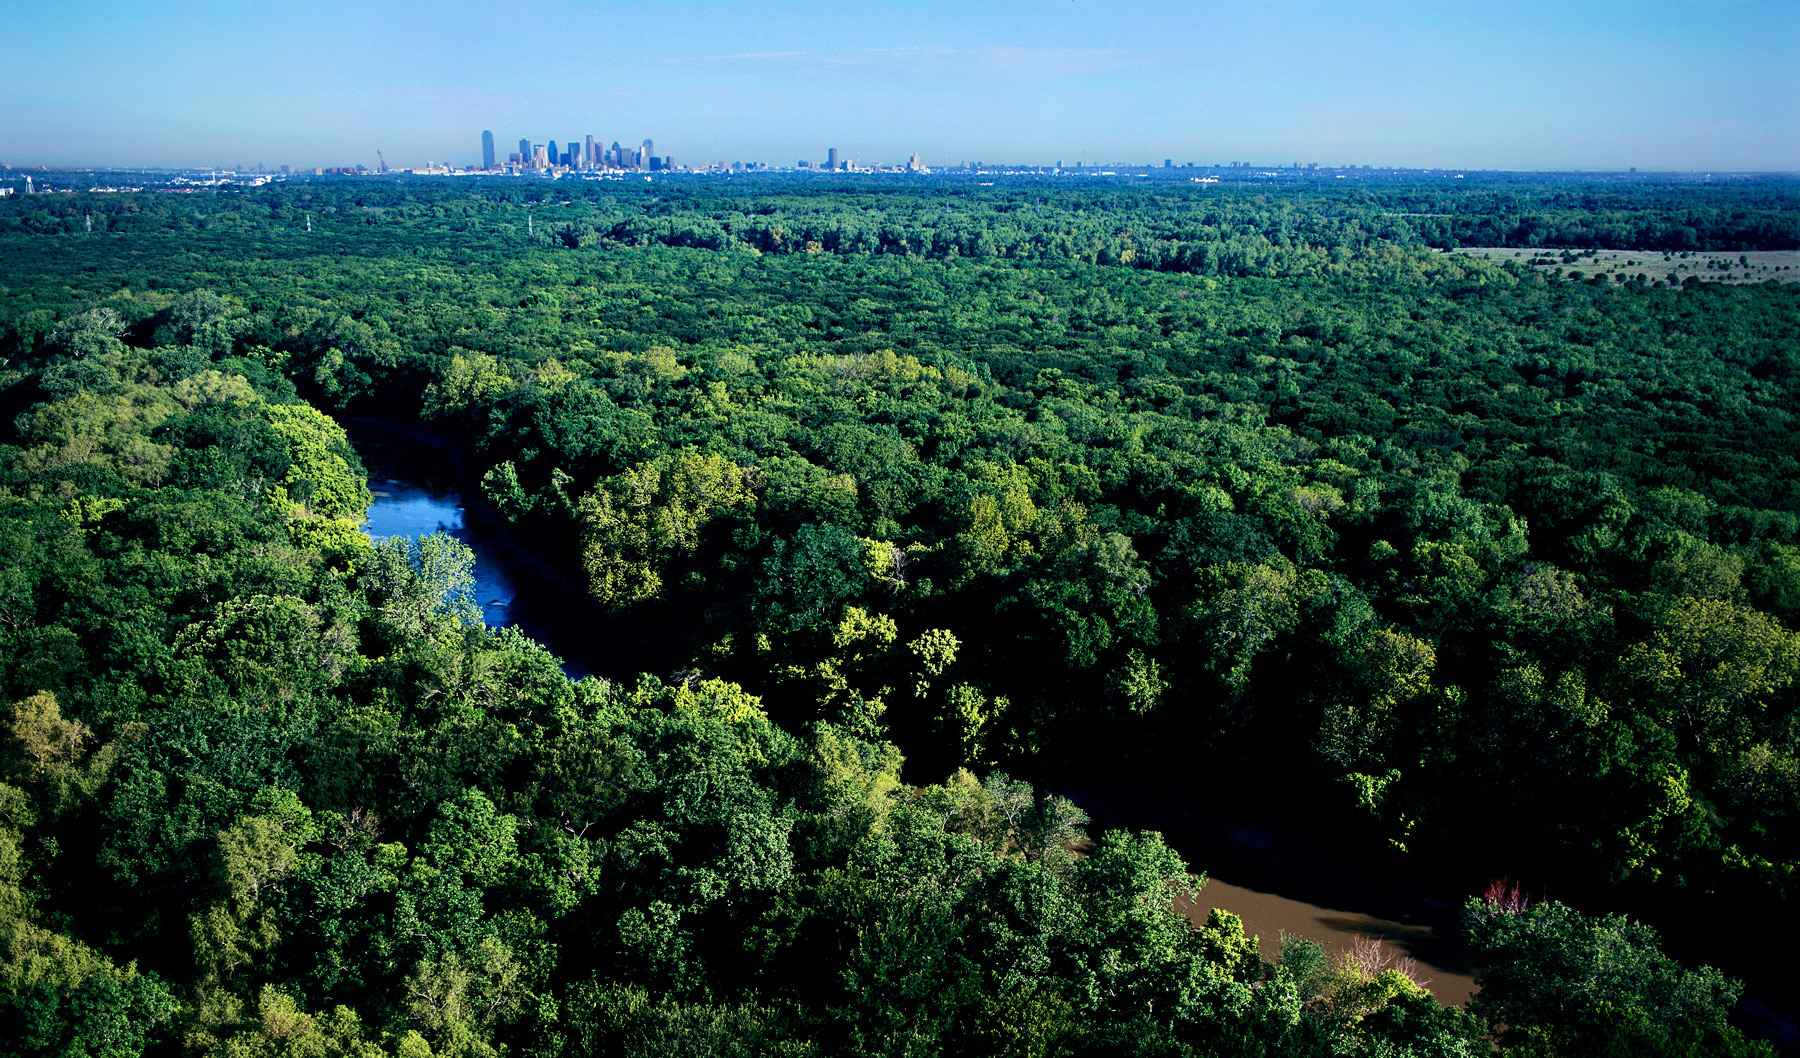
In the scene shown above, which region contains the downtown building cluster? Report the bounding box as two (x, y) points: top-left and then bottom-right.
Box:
(480, 130), (668, 173)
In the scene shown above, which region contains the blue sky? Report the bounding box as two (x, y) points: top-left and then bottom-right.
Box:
(2, 0), (1795, 170)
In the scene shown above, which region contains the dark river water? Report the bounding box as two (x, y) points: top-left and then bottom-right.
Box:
(351, 425), (1480, 1008)
(351, 420), (638, 680)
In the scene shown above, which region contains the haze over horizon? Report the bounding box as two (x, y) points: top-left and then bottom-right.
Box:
(2, 0), (1796, 173)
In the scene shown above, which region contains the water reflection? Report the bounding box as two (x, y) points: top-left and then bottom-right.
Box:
(363, 477), (520, 622)
(349, 422), (612, 680)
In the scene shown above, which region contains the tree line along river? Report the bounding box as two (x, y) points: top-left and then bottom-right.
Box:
(351, 421), (1481, 1009)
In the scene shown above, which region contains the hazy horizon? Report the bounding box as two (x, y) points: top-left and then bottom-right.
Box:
(3, 0), (1796, 173)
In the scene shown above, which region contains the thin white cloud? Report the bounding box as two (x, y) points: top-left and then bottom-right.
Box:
(670, 46), (1147, 83)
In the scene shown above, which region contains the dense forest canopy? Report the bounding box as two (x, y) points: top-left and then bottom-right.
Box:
(0, 175), (1794, 1056)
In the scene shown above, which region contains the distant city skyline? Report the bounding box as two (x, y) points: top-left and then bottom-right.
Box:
(487, 131), (666, 172)
(1, 1), (1795, 172)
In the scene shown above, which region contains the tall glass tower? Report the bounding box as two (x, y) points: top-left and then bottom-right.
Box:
(481, 130), (496, 170)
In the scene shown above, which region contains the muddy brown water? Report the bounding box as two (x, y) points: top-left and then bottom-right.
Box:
(1178, 877), (1479, 1008)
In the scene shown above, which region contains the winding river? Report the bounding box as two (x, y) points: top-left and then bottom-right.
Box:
(352, 425), (1480, 1008)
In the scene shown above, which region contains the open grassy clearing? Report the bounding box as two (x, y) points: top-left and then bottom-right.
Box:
(1450, 246), (1800, 284)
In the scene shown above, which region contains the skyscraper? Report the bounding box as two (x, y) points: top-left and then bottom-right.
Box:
(548, 142), (560, 168)
(482, 131), (496, 170)
(585, 135), (596, 169)
(827, 147), (838, 170)
(641, 140), (653, 171)
(518, 139), (531, 166)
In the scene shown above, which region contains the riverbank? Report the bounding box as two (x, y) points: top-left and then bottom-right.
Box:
(1075, 783), (1484, 1008)
(1181, 878), (1477, 1009)
(346, 416), (656, 682)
